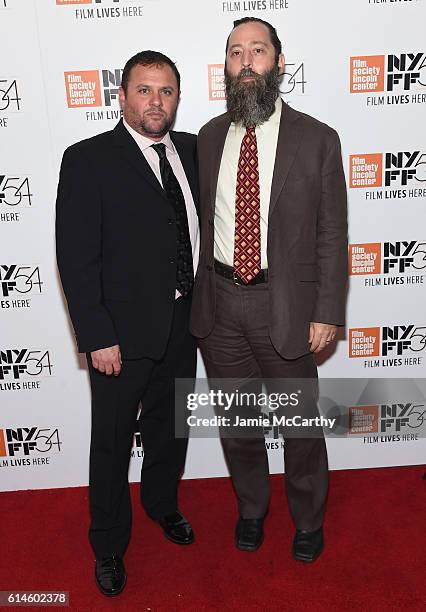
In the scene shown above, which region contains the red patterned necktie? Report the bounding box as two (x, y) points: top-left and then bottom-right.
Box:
(233, 126), (261, 284)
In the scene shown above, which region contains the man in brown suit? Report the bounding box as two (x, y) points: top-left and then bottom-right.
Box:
(190, 17), (348, 562)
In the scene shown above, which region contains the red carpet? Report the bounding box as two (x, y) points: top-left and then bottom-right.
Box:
(1, 466), (425, 611)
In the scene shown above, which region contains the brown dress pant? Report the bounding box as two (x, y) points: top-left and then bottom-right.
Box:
(198, 272), (328, 531)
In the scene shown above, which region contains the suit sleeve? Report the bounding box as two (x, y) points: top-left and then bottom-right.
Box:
(312, 129), (348, 326)
(55, 146), (118, 353)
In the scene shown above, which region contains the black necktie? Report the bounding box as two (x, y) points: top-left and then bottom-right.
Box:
(152, 143), (194, 297)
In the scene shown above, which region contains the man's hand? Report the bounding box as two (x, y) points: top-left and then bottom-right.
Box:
(309, 322), (337, 354)
(91, 344), (122, 376)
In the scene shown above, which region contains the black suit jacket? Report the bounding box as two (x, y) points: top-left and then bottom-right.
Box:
(56, 119), (198, 359)
(190, 101), (348, 359)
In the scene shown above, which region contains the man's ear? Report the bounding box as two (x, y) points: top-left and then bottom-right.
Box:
(118, 86), (125, 108)
(277, 53), (285, 76)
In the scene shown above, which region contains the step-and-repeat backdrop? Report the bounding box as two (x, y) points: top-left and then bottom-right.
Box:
(1, 0), (425, 491)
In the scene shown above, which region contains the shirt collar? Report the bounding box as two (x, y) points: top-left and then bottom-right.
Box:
(231, 96), (282, 135)
(123, 118), (175, 153)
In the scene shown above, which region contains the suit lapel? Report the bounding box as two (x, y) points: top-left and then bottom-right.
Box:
(269, 102), (303, 217)
(209, 114), (232, 215)
(111, 120), (167, 201)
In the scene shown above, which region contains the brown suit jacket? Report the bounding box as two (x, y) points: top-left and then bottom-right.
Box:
(190, 101), (348, 360)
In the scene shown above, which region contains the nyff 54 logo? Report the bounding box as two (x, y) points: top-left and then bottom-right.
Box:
(350, 53), (426, 93)
(0, 175), (32, 207)
(0, 265), (42, 300)
(0, 78), (21, 111)
(349, 241), (426, 276)
(349, 403), (425, 435)
(65, 68), (122, 108)
(350, 151), (426, 188)
(349, 326), (426, 358)
(0, 427), (61, 457)
(0, 349), (53, 380)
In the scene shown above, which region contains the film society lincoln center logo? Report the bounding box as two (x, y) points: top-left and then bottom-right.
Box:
(349, 326), (426, 367)
(348, 403), (425, 444)
(349, 150), (426, 200)
(349, 241), (426, 287)
(349, 52), (426, 105)
(64, 68), (123, 120)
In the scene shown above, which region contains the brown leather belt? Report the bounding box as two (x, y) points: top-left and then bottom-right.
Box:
(214, 260), (268, 285)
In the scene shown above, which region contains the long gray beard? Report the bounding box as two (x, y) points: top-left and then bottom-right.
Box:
(225, 65), (280, 127)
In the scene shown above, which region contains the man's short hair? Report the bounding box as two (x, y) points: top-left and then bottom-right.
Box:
(225, 17), (282, 63)
(121, 50), (181, 94)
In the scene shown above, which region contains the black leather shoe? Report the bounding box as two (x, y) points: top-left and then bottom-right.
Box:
(235, 518), (264, 552)
(95, 555), (126, 597)
(292, 527), (324, 562)
(158, 511), (194, 545)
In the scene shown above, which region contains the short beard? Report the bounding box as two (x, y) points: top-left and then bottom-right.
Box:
(138, 114), (174, 139)
(225, 65), (280, 127)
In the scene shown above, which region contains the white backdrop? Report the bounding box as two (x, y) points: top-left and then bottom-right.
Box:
(1, 0), (425, 492)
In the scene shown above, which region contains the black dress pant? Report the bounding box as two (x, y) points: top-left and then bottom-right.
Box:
(198, 273), (328, 531)
(87, 296), (196, 558)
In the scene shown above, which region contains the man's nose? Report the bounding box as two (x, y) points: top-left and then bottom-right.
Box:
(241, 49), (252, 68)
(149, 91), (162, 106)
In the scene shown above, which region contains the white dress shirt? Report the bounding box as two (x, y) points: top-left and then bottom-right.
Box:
(214, 97), (282, 269)
(123, 119), (200, 298)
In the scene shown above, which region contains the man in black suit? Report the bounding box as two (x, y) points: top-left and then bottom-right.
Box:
(56, 51), (199, 596)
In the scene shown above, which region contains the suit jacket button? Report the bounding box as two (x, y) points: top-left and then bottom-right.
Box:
(206, 264), (213, 271)
(208, 218), (214, 226)
(168, 218), (174, 224)
(169, 258), (175, 264)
